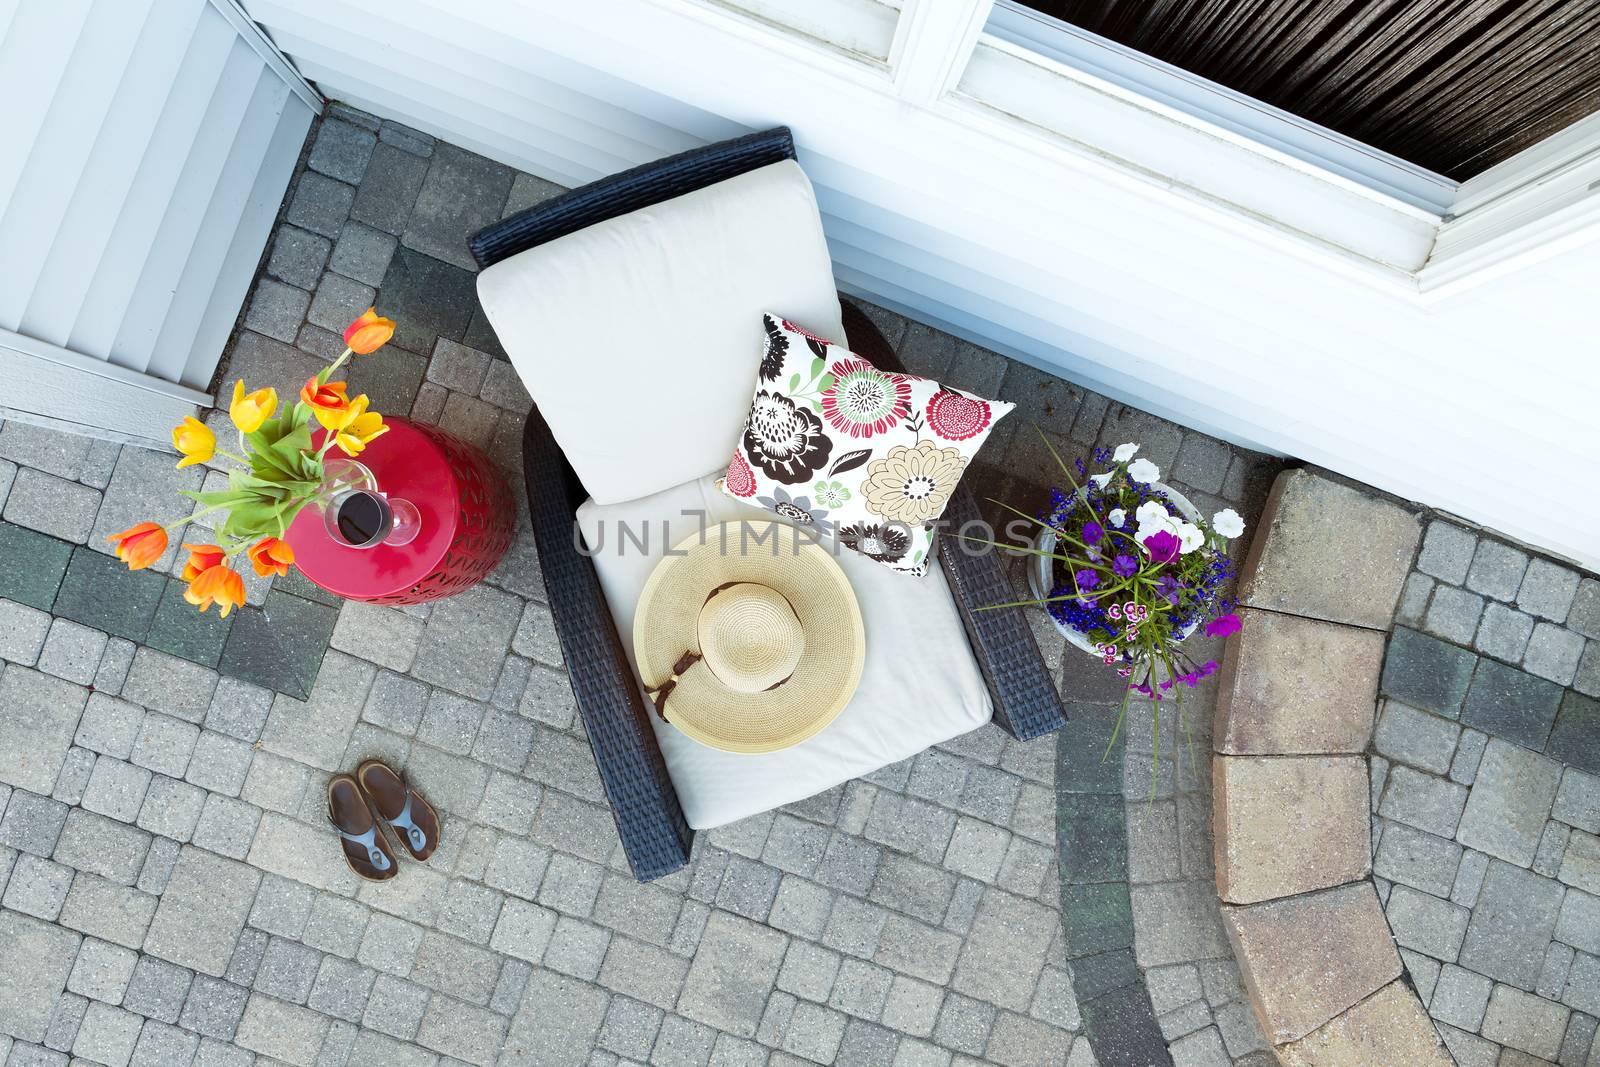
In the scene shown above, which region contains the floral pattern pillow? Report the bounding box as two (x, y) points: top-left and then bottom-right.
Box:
(719, 314), (1013, 576)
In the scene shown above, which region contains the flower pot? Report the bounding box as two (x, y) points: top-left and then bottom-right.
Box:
(1027, 480), (1203, 655)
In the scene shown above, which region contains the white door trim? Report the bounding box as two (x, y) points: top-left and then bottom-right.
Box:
(207, 0), (324, 113)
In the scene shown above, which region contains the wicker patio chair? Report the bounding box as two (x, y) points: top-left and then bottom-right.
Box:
(469, 127), (1067, 882)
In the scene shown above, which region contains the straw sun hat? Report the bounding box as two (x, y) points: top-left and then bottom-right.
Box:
(633, 521), (866, 754)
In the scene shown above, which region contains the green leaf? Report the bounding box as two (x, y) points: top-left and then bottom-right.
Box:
(222, 499), (279, 541)
(810, 400), (823, 414)
(788, 373), (801, 391)
(818, 374), (836, 393)
(809, 356), (824, 380)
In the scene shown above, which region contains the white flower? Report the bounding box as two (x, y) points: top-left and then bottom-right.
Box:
(1090, 472), (1111, 487)
(1107, 508), (1126, 529)
(1135, 501), (1174, 531)
(1113, 443), (1139, 462)
(1127, 458), (1161, 485)
(1175, 522), (1205, 554)
(1212, 508), (1245, 539)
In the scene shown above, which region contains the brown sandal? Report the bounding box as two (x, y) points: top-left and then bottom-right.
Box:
(327, 774), (399, 881)
(357, 760), (440, 861)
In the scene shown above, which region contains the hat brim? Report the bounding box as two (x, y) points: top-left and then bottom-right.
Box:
(633, 521), (865, 754)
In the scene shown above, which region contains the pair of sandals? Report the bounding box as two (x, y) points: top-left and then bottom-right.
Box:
(327, 760), (440, 881)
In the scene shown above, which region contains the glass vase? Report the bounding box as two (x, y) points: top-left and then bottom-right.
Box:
(315, 459), (421, 549)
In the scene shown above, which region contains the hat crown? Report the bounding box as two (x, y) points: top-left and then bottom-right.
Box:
(696, 582), (805, 693)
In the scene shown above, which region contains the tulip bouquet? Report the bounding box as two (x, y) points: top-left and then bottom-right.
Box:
(106, 309), (398, 618)
(970, 433), (1247, 767)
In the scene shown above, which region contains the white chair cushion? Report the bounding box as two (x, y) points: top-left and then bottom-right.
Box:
(576, 473), (993, 829)
(476, 160), (845, 505)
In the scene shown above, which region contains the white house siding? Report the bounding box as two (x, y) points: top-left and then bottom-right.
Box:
(242, 0), (1600, 570)
(0, 0), (315, 444)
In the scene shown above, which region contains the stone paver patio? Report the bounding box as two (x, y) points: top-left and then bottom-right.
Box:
(3, 104), (1598, 1067)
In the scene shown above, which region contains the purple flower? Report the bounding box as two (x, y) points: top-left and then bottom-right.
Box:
(1082, 521), (1104, 545)
(1156, 574), (1181, 605)
(1141, 530), (1180, 564)
(1112, 554), (1138, 577)
(1204, 613), (1242, 638)
(1073, 569), (1100, 591)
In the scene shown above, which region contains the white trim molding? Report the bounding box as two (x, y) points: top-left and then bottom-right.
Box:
(208, 0), (325, 112)
(889, 0), (994, 104)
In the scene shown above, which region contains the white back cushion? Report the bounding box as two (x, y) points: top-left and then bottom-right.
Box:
(576, 473), (992, 830)
(476, 160), (845, 505)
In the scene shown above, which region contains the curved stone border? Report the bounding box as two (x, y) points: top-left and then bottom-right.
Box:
(1213, 469), (1458, 1064)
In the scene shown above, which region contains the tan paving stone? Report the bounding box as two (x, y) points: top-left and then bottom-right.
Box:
(1276, 981), (1452, 1067)
(1223, 881), (1401, 1043)
(1214, 609), (1383, 755)
(1236, 470), (1421, 630)
(1214, 756), (1370, 904)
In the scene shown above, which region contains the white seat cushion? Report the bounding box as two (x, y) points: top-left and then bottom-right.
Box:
(576, 473), (993, 829)
(476, 160), (845, 506)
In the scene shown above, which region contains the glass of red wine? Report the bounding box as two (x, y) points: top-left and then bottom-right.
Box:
(323, 488), (421, 549)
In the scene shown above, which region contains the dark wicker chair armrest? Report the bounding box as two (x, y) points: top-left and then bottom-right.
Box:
(840, 302), (1067, 741)
(471, 127), (797, 269)
(521, 409), (692, 881)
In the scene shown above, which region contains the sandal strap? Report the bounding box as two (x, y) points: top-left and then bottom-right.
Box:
(386, 793), (428, 853)
(336, 824), (392, 872)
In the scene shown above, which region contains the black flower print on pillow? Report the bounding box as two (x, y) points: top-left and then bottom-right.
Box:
(760, 316), (788, 382)
(837, 522), (911, 563)
(743, 391), (834, 483)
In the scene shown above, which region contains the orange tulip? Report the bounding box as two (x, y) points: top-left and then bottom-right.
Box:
(247, 536), (295, 578)
(184, 562), (246, 618)
(301, 377), (354, 431)
(107, 522), (167, 571)
(179, 543), (227, 582)
(343, 308), (396, 355)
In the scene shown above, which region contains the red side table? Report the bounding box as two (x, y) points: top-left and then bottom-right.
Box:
(287, 418), (515, 605)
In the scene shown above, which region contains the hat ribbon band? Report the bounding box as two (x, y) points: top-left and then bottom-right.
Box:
(644, 651), (703, 720)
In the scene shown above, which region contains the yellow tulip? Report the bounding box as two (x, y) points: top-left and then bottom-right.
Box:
(171, 416), (214, 468)
(333, 395), (389, 457)
(230, 380), (278, 434)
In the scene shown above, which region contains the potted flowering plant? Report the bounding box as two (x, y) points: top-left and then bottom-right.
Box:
(105, 309), (398, 618)
(970, 433), (1247, 764)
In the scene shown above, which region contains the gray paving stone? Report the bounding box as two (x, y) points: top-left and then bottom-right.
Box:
(306, 956), (377, 1023)
(1556, 889), (1600, 955)
(1374, 821), (1463, 897)
(1518, 559), (1582, 623)
(1526, 622), (1587, 685)
(50, 746), (94, 807)
(1374, 701), (1460, 774)
(288, 171), (356, 239)
(1483, 982), (1569, 1060)
(121, 648), (217, 724)
(409, 584), (523, 700)
(36, 618), (107, 685)
(126, 1019), (199, 1067)
(1461, 657), (1565, 751)
(1460, 860), (1567, 989)
(4, 853), (74, 919)
(54, 807), (151, 884)
(57, 872), (157, 950)
(403, 144), (514, 271)
(361, 974), (430, 1040)
(1458, 739), (1563, 865)
(426, 338), (493, 395)
(234, 993), (332, 1066)
(1418, 521), (1478, 583)
(330, 601), (424, 674)
(72, 1001), (143, 1067)
(2, 468), (100, 542)
(1579, 642), (1600, 699)
(1566, 953), (1600, 1016)
(130, 711), (201, 779)
(1379, 764), (1468, 838)
(0, 599), (50, 665)
(0, 421), (94, 478)
(309, 119), (377, 185)
(134, 775), (205, 841)
(136, 836), (181, 897)
(0, 666), (89, 796)
(1425, 583), (1485, 644)
(244, 277), (311, 343)
(267, 224), (332, 289)
(1538, 819), (1574, 877)
(1541, 941), (1577, 1000)
(122, 956), (193, 1024)
(0, 789), (69, 856)
(94, 636), (136, 696)
(1385, 884), (1470, 962)
(1467, 540), (1530, 602)
(82, 756), (152, 823)
(74, 695), (143, 762)
(502, 970), (608, 1067)
(678, 911), (787, 1038)
(488, 898), (556, 963)
(1476, 601), (1537, 661)
(1381, 626), (1478, 718)
(145, 847), (263, 977)
(307, 271), (377, 336)
(67, 939), (138, 1005)
(259, 652), (375, 771)
(1432, 963), (1493, 1029)
(1395, 572), (1434, 627)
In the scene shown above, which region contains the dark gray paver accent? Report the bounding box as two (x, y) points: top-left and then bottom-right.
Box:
(1460, 657), (1564, 751)
(53, 546), (166, 643)
(1056, 712), (1174, 1067)
(1381, 626), (1477, 718)
(344, 344), (428, 418)
(217, 591), (337, 700)
(0, 521), (73, 610)
(146, 578), (233, 669)
(1546, 691), (1600, 776)
(377, 246), (478, 356)
(463, 306), (508, 361)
